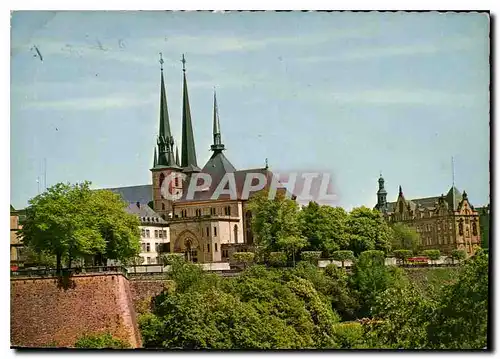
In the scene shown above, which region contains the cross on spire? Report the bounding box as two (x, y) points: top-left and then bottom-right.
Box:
(181, 54), (186, 72)
(159, 52), (164, 71)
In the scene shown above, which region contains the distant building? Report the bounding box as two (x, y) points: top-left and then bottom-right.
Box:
(374, 174), (481, 256)
(476, 204), (490, 249)
(125, 202), (169, 265)
(10, 206), (25, 268)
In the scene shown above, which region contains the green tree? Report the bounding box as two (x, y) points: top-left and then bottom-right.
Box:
(22, 245), (57, 268)
(427, 251), (488, 349)
(393, 249), (412, 265)
(369, 285), (436, 349)
(391, 223), (420, 253)
(299, 202), (349, 256)
(451, 249), (467, 264)
(74, 332), (130, 349)
(20, 182), (141, 273)
(350, 250), (398, 318)
(268, 252), (287, 267)
(423, 249), (440, 264)
(232, 252), (255, 269)
(331, 250), (355, 269)
(277, 236), (308, 267)
(300, 251), (322, 265)
(247, 190), (301, 255)
(346, 207), (393, 256)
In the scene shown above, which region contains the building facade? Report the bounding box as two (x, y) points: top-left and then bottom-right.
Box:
(108, 55), (288, 263)
(10, 206), (25, 269)
(374, 175), (481, 256)
(124, 202), (169, 265)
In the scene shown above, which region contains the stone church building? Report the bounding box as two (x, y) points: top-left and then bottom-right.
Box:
(109, 55), (287, 263)
(374, 174), (481, 256)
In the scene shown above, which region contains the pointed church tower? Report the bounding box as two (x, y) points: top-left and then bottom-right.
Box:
(376, 173), (388, 213)
(180, 54), (201, 174)
(202, 89), (236, 175)
(151, 53), (182, 219)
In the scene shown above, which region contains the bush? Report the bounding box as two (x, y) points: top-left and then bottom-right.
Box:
(331, 250), (355, 268)
(232, 252), (255, 268)
(74, 333), (130, 349)
(301, 251), (322, 265)
(163, 253), (185, 265)
(358, 250), (385, 265)
(268, 251), (287, 267)
(393, 249), (412, 264)
(331, 322), (366, 349)
(451, 249), (467, 263)
(423, 249), (440, 262)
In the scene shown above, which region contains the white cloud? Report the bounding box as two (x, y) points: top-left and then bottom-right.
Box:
(296, 37), (477, 63)
(22, 93), (157, 111)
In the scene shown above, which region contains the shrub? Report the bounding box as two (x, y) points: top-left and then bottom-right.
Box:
(232, 252), (255, 268)
(451, 249), (467, 264)
(163, 253), (185, 266)
(359, 250), (386, 265)
(393, 249), (412, 264)
(423, 249), (440, 263)
(301, 251), (322, 265)
(331, 322), (366, 349)
(74, 332), (130, 349)
(331, 250), (355, 268)
(268, 251), (287, 267)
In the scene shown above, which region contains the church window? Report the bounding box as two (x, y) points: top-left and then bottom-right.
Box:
(234, 225), (238, 243)
(146, 229), (150, 238)
(162, 203), (165, 210)
(215, 243), (218, 252)
(146, 243), (151, 252)
(207, 243), (210, 252)
(206, 227), (210, 237)
(214, 227), (217, 237)
(473, 222), (478, 236)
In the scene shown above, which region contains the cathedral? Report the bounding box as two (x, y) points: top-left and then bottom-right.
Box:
(374, 174), (481, 256)
(109, 55), (288, 263)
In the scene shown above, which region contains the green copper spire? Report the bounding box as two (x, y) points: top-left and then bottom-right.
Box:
(154, 53), (180, 170)
(211, 88), (225, 153)
(180, 54), (200, 173)
(175, 144), (180, 166)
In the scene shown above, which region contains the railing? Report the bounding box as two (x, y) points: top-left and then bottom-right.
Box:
(10, 266), (129, 278)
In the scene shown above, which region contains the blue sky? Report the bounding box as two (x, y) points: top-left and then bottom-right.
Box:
(10, 11), (490, 210)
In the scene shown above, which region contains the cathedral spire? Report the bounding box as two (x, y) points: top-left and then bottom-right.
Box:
(180, 54), (200, 173)
(154, 53), (179, 170)
(175, 144), (180, 166)
(376, 173), (387, 212)
(210, 88), (225, 153)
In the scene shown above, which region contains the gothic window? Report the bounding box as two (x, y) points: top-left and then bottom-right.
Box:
(206, 227), (210, 237)
(234, 225), (238, 243)
(214, 226), (217, 237)
(473, 222), (478, 236)
(215, 243), (218, 252)
(207, 243), (210, 252)
(458, 219), (464, 236)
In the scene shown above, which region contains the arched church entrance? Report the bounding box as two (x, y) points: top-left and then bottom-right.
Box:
(174, 231), (200, 263)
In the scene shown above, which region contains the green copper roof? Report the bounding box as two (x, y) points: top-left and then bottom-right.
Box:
(180, 58), (200, 173)
(211, 89), (225, 153)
